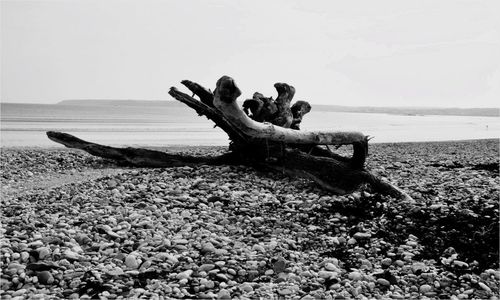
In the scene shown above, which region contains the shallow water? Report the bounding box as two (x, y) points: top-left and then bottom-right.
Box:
(1, 103), (498, 147)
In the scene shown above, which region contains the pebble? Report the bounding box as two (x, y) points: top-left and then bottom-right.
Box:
(453, 260), (469, 268)
(252, 244), (265, 252)
(125, 254), (140, 269)
(278, 288), (293, 295)
(353, 232), (372, 240)
(217, 289), (231, 299)
(20, 252), (30, 262)
(63, 249), (83, 261)
(37, 247), (51, 260)
(377, 278), (390, 287)
(12, 289), (27, 297)
(348, 271), (363, 281)
(419, 284), (432, 293)
(318, 271), (338, 279)
(381, 258), (392, 268)
(411, 262), (428, 273)
(324, 263), (338, 271)
(1, 144), (498, 299)
(176, 270), (193, 280)
(37, 271), (55, 285)
(478, 282), (492, 293)
(273, 257), (287, 273)
(239, 283), (253, 293)
(199, 264), (216, 272)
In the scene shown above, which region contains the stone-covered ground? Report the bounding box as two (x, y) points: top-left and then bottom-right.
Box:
(1, 140), (499, 299)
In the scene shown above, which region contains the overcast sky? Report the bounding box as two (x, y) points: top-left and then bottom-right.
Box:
(1, 0), (499, 107)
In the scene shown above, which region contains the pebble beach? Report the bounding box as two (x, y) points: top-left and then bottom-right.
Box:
(0, 139), (499, 299)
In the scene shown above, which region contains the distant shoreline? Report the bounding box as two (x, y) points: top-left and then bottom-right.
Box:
(2, 100), (498, 117)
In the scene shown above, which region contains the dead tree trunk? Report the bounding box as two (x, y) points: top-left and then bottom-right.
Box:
(46, 76), (413, 201)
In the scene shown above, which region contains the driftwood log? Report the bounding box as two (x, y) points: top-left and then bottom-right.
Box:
(47, 76), (413, 201)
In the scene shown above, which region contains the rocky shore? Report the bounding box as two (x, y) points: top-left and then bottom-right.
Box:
(1, 140), (499, 299)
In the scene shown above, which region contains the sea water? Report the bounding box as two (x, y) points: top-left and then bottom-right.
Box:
(1, 102), (498, 147)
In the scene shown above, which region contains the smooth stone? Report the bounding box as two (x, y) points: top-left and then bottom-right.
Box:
(37, 247), (51, 260)
(216, 274), (228, 281)
(264, 269), (274, 276)
(205, 280), (215, 289)
(107, 180), (118, 188)
(419, 284), (433, 293)
(453, 260), (469, 268)
(0, 278), (12, 290)
(199, 264), (216, 272)
(11, 253), (21, 260)
(63, 249), (83, 261)
(125, 254), (139, 269)
(273, 257), (287, 273)
(217, 289), (231, 299)
(214, 261), (225, 267)
(20, 252), (30, 262)
(324, 263), (338, 272)
(239, 283), (253, 293)
(176, 270), (193, 280)
(318, 271), (338, 279)
(353, 232), (371, 240)
(12, 289), (27, 297)
(28, 241), (44, 248)
(478, 282), (492, 293)
(252, 245), (265, 252)
(411, 262), (428, 273)
(348, 271), (363, 281)
(278, 288), (293, 295)
(381, 258), (392, 268)
(106, 267), (124, 276)
(395, 260), (405, 267)
(37, 270), (54, 285)
(377, 278), (391, 286)
(347, 238), (357, 245)
(173, 239), (189, 245)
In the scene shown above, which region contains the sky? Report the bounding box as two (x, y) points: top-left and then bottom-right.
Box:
(1, 0), (499, 107)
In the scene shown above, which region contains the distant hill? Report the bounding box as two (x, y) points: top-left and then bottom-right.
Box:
(313, 105), (499, 117)
(55, 100), (499, 117)
(56, 99), (183, 107)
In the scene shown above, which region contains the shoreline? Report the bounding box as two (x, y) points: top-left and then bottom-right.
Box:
(1, 139), (498, 299)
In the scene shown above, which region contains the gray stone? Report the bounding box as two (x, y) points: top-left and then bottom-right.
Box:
(125, 254), (139, 269)
(37, 247), (51, 260)
(239, 282), (253, 293)
(419, 284), (433, 293)
(37, 271), (55, 285)
(478, 282), (491, 293)
(348, 271), (363, 281)
(318, 270), (338, 279)
(377, 278), (390, 286)
(176, 270), (193, 280)
(353, 232), (371, 240)
(217, 289), (231, 299)
(199, 264), (215, 272)
(381, 258), (392, 268)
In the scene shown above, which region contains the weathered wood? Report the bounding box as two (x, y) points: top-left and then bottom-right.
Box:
(290, 100), (312, 130)
(46, 75), (413, 202)
(181, 80), (214, 107)
(168, 87), (247, 144)
(213, 76), (368, 146)
(271, 83), (295, 128)
(242, 92), (277, 123)
(46, 131), (235, 167)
